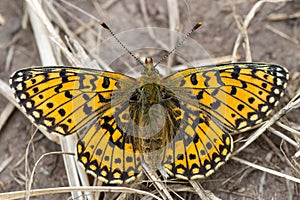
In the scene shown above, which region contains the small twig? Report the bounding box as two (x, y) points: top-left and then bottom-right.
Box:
(0, 186), (163, 200)
(280, 142), (300, 178)
(102, 0), (119, 10)
(232, 156), (300, 184)
(189, 180), (221, 200)
(268, 126), (298, 147)
(262, 134), (286, 162)
(142, 163), (172, 200)
(268, 11), (300, 21)
(166, 0), (180, 68)
(0, 155), (14, 173)
(5, 45), (15, 71)
(27, 151), (74, 199)
(232, 8), (252, 62)
(0, 103), (15, 133)
(140, 0), (170, 52)
(265, 24), (299, 44)
(231, 0), (290, 61)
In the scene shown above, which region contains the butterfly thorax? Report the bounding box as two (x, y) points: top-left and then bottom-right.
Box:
(124, 58), (176, 169)
(129, 82), (168, 169)
(129, 60), (182, 170)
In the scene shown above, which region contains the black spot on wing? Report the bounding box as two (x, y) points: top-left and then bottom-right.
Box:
(58, 108), (66, 117)
(102, 77), (110, 89)
(54, 84), (63, 93)
(190, 73), (198, 85)
(60, 69), (69, 83)
(237, 104), (244, 111)
(203, 72), (210, 87)
(241, 80), (247, 88)
(261, 83), (267, 89)
(97, 93), (111, 103)
(64, 91), (73, 99)
(231, 65), (241, 79)
(197, 91), (204, 100)
(47, 102), (54, 108)
(230, 86), (237, 95)
(33, 87), (39, 93)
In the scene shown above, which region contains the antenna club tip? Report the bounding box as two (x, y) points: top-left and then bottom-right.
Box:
(193, 21), (203, 30)
(99, 21), (109, 29)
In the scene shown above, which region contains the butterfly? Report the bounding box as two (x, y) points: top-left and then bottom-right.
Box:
(10, 57), (288, 184)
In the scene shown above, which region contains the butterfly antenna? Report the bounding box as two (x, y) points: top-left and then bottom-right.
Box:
(154, 21), (203, 68)
(99, 21), (145, 67)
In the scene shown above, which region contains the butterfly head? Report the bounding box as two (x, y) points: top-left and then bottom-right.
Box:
(143, 57), (158, 76)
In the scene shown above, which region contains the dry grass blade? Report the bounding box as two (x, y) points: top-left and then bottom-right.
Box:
(26, 151), (74, 199)
(189, 180), (221, 200)
(277, 121), (300, 137)
(265, 24), (299, 44)
(25, 0), (91, 199)
(51, 1), (111, 70)
(5, 45), (15, 71)
(166, 0), (180, 68)
(231, 0), (290, 61)
(140, 0), (170, 52)
(0, 155), (14, 173)
(0, 103), (15, 132)
(232, 157), (300, 184)
(0, 186), (163, 200)
(232, 9), (252, 62)
(268, 126), (298, 147)
(268, 11), (300, 20)
(142, 163), (173, 200)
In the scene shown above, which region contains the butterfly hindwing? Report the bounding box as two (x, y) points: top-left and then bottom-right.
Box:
(162, 100), (232, 179)
(77, 104), (143, 184)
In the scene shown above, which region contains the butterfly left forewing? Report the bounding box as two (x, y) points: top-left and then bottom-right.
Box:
(10, 67), (136, 136)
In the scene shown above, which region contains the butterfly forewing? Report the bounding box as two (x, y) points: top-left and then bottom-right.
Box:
(10, 67), (136, 135)
(163, 63), (289, 133)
